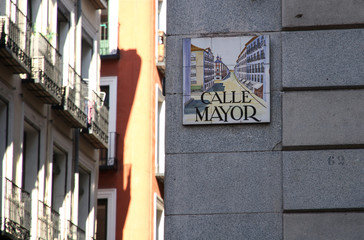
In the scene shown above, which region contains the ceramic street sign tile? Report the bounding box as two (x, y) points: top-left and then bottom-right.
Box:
(183, 36), (270, 125)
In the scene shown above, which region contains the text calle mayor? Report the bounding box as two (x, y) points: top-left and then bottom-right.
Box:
(195, 91), (261, 122)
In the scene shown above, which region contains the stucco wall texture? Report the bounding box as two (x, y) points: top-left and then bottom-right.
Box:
(98, 0), (163, 239)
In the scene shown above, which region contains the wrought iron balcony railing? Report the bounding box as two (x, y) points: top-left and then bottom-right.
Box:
(37, 200), (60, 240)
(99, 132), (119, 170)
(23, 32), (62, 104)
(100, 39), (109, 56)
(82, 90), (109, 148)
(53, 65), (88, 128)
(1, 178), (31, 240)
(0, 0), (31, 73)
(93, 90), (109, 142)
(67, 220), (85, 240)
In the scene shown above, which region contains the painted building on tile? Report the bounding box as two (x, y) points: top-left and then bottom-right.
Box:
(0, 0), (108, 239)
(190, 45), (215, 91)
(235, 35), (269, 101)
(96, 0), (166, 239)
(214, 56), (229, 80)
(235, 47), (248, 82)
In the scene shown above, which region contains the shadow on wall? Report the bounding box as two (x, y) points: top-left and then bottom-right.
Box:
(98, 49), (142, 238)
(117, 49), (142, 238)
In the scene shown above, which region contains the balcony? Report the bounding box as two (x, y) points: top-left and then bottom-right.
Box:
(67, 220), (85, 240)
(82, 91), (109, 148)
(156, 30), (165, 76)
(0, 0), (31, 74)
(23, 33), (62, 104)
(53, 66), (88, 128)
(99, 132), (119, 170)
(1, 178), (31, 240)
(37, 201), (60, 240)
(156, 154), (165, 182)
(100, 39), (119, 59)
(100, 39), (109, 56)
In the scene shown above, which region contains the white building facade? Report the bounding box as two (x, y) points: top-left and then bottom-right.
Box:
(246, 35), (269, 97)
(0, 0), (108, 239)
(203, 48), (215, 90)
(189, 45), (215, 92)
(235, 36), (269, 101)
(214, 56), (229, 81)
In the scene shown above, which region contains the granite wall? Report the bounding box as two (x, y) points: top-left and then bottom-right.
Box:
(165, 0), (364, 239)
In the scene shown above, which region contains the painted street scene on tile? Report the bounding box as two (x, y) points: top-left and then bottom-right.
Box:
(183, 36), (270, 125)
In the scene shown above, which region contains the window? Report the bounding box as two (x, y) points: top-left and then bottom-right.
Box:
(99, 84), (111, 167)
(78, 167), (91, 231)
(97, 199), (107, 240)
(57, 7), (70, 56)
(100, 85), (109, 110)
(56, 6), (70, 85)
(155, 85), (165, 176)
(22, 121), (40, 194)
(52, 145), (68, 214)
(99, 0), (119, 55)
(154, 194), (164, 240)
(97, 189), (116, 240)
(81, 35), (93, 80)
(100, 19), (108, 41)
(100, 5), (109, 55)
(0, 99), (7, 171)
(100, 77), (118, 169)
(156, 0), (166, 61)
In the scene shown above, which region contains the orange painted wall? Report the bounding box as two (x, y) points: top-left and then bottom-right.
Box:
(98, 0), (163, 239)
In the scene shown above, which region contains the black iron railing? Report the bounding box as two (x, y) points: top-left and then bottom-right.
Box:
(99, 132), (119, 169)
(2, 178), (31, 240)
(22, 31), (62, 104)
(90, 90), (109, 144)
(37, 200), (60, 240)
(67, 220), (85, 240)
(100, 39), (109, 55)
(0, 0), (31, 73)
(81, 90), (109, 148)
(66, 66), (88, 126)
(53, 65), (88, 128)
(29, 32), (62, 103)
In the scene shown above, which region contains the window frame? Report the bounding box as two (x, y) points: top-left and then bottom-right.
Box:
(97, 188), (117, 240)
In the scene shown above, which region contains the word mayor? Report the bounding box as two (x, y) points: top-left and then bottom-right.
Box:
(195, 91), (260, 122)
